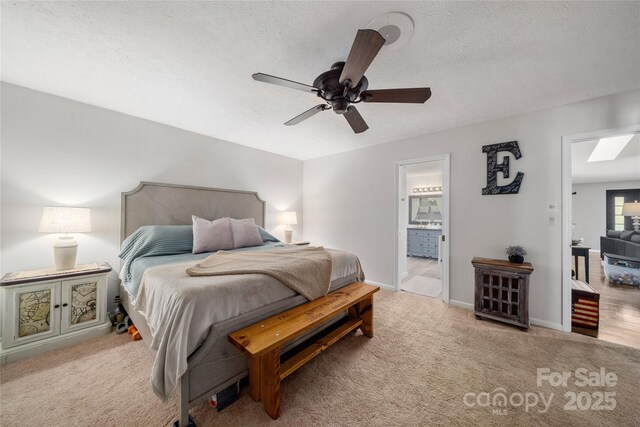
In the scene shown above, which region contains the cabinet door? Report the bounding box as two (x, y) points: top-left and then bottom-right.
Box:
(408, 237), (419, 255)
(476, 269), (524, 321)
(61, 275), (106, 334)
(3, 281), (61, 348)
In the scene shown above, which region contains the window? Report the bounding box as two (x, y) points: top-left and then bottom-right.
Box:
(606, 189), (640, 231)
(614, 196), (625, 230)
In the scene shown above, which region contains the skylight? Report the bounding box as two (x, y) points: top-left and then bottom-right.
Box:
(587, 134), (634, 162)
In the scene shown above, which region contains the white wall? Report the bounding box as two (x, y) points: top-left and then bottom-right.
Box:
(1, 83), (303, 308)
(572, 180), (640, 250)
(304, 89), (640, 328)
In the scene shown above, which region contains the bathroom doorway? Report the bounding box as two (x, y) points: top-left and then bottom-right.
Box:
(395, 155), (450, 301)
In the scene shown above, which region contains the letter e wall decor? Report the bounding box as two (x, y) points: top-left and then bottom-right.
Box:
(482, 141), (524, 195)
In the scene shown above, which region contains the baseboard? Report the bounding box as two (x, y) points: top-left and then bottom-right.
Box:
(588, 249), (600, 253)
(365, 280), (396, 291)
(449, 299), (473, 310)
(0, 321), (112, 365)
(448, 300), (563, 331)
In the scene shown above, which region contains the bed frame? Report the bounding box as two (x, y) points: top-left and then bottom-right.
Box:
(121, 181), (266, 241)
(119, 182), (352, 426)
(121, 181), (268, 425)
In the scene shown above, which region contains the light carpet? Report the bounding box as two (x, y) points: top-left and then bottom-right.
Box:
(1, 290), (639, 426)
(401, 275), (442, 298)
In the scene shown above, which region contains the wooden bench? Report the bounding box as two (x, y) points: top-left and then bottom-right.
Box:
(228, 282), (380, 419)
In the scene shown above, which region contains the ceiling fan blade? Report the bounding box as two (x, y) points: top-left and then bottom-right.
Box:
(344, 106), (369, 134)
(252, 73), (317, 93)
(284, 104), (328, 126)
(361, 88), (432, 103)
(339, 29), (386, 87)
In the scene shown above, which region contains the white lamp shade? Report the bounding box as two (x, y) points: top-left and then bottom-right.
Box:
(279, 211), (298, 225)
(38, 207), (92, 233)
(622, 202), (640, 217)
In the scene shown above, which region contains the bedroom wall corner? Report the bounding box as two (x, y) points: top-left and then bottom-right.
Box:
(0, 82), (304, 313)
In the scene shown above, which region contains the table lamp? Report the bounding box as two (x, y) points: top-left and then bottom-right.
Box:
(38, 206), (92, 270)
(622, 201), (640, 231)
(280, 211), (297, 243)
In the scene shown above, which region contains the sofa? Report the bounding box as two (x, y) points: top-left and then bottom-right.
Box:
(600, 230), (640, 260)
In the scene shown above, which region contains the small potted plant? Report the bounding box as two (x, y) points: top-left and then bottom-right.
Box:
(505, 245), (527, 264)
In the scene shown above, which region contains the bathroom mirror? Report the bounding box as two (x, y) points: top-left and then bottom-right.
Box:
(409, 195), (443, 225)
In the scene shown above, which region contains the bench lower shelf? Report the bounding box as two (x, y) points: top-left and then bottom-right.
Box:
(281, 317), (362, 381)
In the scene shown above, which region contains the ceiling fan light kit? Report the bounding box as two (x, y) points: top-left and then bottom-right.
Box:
(252, 24), (430, 134)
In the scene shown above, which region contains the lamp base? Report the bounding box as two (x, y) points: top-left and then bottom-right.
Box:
(54, 236), (78, 270)
(633, 216), (640, 232)
(284, 229), (293, 244)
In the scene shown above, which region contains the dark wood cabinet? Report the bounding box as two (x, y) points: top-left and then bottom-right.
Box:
(472, 257), (534, 330)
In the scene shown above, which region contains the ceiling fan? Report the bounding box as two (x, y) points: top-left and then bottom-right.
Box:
(252, 29), (431, 134)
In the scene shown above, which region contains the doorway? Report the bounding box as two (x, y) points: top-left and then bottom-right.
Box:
(562, 124), (640, 348)
(394, 155), (450, 302)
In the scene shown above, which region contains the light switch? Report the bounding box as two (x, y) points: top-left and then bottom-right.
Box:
(547, 201), (558, 212)
(548, 215), (557, 225)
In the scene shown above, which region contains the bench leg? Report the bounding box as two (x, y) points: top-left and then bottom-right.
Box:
(259, 347), (281, 420)
(359, 297), (374, 338)
(248, 356), (261, 402)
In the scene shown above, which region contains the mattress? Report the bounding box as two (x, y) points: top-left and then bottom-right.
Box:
(127, 245), (364, 401)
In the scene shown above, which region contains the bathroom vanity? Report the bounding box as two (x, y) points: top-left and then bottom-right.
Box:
(407, 228), (442, 258)
(407, 194), (443, 259)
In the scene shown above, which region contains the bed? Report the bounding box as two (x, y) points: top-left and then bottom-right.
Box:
(118, 182), (364, 426)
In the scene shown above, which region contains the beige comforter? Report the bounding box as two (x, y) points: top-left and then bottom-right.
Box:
(187, 246), (332, 300)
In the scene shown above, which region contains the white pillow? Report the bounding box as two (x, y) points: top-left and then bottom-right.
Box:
(230, 218), (264, 249)
(192, 216), (234, 254)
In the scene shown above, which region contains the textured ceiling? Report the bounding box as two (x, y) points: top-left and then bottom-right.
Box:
(2, 1), (640, 160)
(572, 134), (640, 184)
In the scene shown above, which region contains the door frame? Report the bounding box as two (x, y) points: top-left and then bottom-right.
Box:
(561, 124), (640, 332)
(393, 153), (451, 303)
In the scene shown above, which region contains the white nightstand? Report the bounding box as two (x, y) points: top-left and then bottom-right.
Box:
(0, 262), (112, 364)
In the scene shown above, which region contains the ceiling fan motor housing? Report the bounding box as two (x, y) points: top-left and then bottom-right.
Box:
(313, 62), (368, 114)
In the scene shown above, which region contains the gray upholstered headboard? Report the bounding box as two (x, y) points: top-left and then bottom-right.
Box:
(121, 181), (266, 241)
